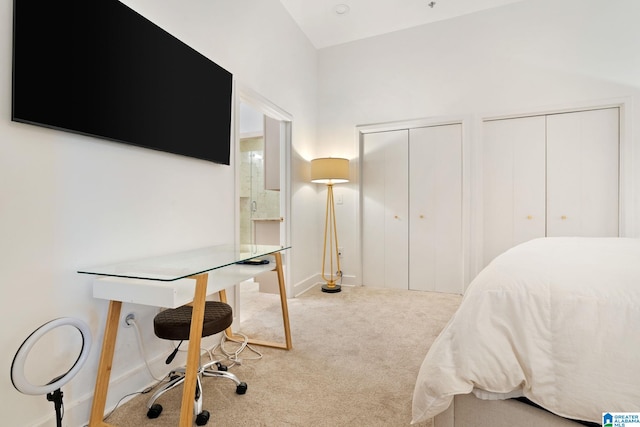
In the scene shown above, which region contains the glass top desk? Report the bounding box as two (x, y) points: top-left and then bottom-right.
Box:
(79, 244), (292, 427)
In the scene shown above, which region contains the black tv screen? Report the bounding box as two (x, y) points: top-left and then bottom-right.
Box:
(12, 0), (232, 165)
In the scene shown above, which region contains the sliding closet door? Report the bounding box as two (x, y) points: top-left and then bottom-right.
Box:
(409, 125), (463, 293)
(482, 116), (546, 266)
(362, 130), (409, 289)
(546, 108), (619, 237)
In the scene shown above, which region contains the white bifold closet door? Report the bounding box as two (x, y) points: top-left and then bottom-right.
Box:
(408, 125), (462, 293)
(361, 130), (409, 290)
(482, 116), (546, 266)
(546, 108), (619, 237)
(362, 124), (463, 293)
(482, 107), (619, 267)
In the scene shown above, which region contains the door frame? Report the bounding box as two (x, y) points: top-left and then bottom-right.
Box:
(234, 82), (293, 294)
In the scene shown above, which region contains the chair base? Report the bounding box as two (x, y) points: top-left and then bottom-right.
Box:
(146, 361), (247, 425)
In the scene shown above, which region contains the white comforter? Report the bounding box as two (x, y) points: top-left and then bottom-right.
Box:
(412, 237), (640, 424)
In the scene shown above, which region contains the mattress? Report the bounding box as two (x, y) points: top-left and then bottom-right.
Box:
(412, 237), (640, 424)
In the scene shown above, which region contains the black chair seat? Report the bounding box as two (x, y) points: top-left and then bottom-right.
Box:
(154, 301), (233, 341)
(147, 300), (245, 425)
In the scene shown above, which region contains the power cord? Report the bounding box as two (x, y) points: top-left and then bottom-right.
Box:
(81, 385), (155, 427)
(129, 316), (218, 374)
(211, 331), (263, 367)
(102, 386), (154, 422)
(129, 318), (167, 382)
(82, 317), (257, 427)
(100, 316), (261, 425)
(169, 338), (231, 365)
(129, 315), (215, 371)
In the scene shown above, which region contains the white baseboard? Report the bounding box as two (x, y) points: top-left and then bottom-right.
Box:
(49, 272), (357, 426)
(34, 350), (167, 427)
(37, 336), (225, 427)
(293, 273), (357, 297)
(292, 273), (321, 296)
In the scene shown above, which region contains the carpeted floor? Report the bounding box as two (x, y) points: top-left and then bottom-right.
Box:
(104, 284), (461, 427)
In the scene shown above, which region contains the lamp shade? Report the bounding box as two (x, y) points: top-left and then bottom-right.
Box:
(310, 157), (349, 184)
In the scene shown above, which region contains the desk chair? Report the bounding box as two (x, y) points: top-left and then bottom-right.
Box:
(146, 301), (247, 426)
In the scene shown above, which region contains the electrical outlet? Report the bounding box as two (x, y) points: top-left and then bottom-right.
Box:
(123, 312), (136, 328)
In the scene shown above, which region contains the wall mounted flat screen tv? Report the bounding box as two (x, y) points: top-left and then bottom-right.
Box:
(12, 0), (232, 165)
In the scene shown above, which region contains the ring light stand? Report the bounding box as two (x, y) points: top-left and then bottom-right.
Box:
(11, 317), (92, 427)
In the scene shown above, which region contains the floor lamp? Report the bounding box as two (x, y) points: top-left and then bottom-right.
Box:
(311, 157), (349, 293)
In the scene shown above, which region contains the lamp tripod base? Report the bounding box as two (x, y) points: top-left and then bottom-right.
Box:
(321, 283), (341, 293)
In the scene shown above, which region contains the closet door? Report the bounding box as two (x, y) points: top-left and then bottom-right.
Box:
(409, 125), (463, 293)
(546, 108), (619, 237)
(482, 116), (546, 266)
(362, 130), (409, 289)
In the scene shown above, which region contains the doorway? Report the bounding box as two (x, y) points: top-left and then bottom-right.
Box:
(238, 103), (282, 247)
(235, 85), (292, 336)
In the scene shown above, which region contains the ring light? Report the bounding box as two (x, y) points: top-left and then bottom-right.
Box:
(11, 317), (92, 396)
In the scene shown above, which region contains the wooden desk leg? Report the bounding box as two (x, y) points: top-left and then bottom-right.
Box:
(218, 289), (233, 338)
(179, 273), (208, 427)
(89, 300), (122, 427)
(222, 252), (293, 350)
(274, 252), (292, 350)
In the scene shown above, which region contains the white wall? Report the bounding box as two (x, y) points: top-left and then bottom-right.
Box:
(7, 0), (640, 424)
(316, 0), (640, 284)
(0, 0), (318, 425)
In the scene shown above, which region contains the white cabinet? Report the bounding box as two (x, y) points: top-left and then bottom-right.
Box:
(264, 116), (281, 191)
(362, 124), (463, 294)
(252, 218), (282, 294)
(482, 108), (619, 266)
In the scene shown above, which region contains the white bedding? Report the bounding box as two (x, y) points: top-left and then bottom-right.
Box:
(412, 237), (640, 424)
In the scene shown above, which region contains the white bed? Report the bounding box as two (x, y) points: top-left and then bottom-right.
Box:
(412, 237), (640, 426)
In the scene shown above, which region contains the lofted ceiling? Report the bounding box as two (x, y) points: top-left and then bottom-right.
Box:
(279, 0), (526, 49)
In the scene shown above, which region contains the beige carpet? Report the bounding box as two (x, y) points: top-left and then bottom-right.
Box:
(104, 284), (461, 427)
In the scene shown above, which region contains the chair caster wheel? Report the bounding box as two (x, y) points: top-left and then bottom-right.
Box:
(196, 410), (210, 426)
(147, 403), (163, 419)
(236, 382), (248, 395)
(216, 362), (228, 371)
